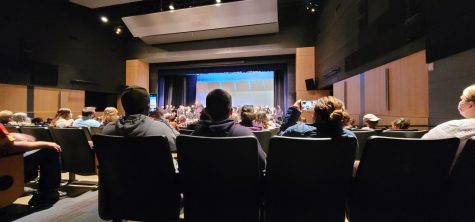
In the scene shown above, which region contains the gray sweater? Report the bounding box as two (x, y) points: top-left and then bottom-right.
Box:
(103, 114), (177, 151)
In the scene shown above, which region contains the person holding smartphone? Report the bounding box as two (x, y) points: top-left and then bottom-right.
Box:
(279, 97), (356, 139)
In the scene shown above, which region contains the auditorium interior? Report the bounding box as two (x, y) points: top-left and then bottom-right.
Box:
(0, 0), (474, 221)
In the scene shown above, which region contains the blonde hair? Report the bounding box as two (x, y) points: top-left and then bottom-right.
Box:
(255, 111), (269, 129)
(0, 110), (13, 124)
(102, 107), (119, 125)
(313, 96), (345, 137)
(461, 83), (475, 102)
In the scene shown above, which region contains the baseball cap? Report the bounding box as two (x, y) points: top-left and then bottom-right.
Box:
(363, 113), (380, 122)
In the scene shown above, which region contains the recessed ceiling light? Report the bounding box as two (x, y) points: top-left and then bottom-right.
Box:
(169, 4), (175, 10)
(216, 0), (221, 3)
(114, 26), (122, 35)
(100, 16), (108, 23)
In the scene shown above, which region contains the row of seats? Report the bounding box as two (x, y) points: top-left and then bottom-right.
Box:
(4, 125), (100, 181)
(92, 134), (473, 222)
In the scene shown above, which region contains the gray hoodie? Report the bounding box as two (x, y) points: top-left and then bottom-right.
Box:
(103, 114), (177, 151)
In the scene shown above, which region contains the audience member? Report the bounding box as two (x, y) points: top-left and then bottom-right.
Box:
(177, 115), (187, 129)
(255, 111), (273, 129)
(342, 111), (355, 129)
(280, 97), (356, 138)
(390, 117), (411, 130)
(0, 123), (62, 207)
(422, 83), (475, 163)
(101, 107), (119, 126)
(11, 112), (31, 126)
(239, 105), (262, 131)
(31, 117), (45, 126)
(362, 113), (380, 130)
(164, 113), (180, 131)
(51, 108), (74, 128)
(0, 110), (13, 125)
(192, 89), (267, 168)
(102, 86), (177, 151)
(150, 109), (179, 135)
(73, 107), (101, 128)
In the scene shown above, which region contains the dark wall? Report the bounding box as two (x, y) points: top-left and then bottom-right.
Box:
(315, 0), (475, 88)
(316, 0), (427, 88)
(0, 0), (126, 93)
(428, 48), (475, 126)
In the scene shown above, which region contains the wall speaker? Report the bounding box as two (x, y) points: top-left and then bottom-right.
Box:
(305, 78), (317, 90)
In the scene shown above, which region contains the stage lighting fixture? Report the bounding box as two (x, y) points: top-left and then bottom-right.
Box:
(169, 4), (175, 10)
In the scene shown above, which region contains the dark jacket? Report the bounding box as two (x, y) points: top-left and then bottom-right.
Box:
(192, 119), (267, 169)
(279, 107), (357, 138)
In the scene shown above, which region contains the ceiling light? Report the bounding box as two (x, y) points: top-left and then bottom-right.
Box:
(311, 8), (315, 12)
(114, 26), (122, 35)
(100, 16), (108, 23)
(169, 4), (175, 10)
(216, 0), (221, 3)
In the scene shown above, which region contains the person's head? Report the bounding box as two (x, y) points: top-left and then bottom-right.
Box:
(12, 112), (30, 125)
(205, 89), (232, 121)
(177, 115), (187, 124)
(0, 110), (13, 124)
(31, 117), (44, 125)
(312, 96), (345, 137)
(458, 83), (475, 118)
(391, 117), (411, 129)
(240, 105), (255, 126)
(121, 86), (150, 115)
(255, 111), (269, 129)
(81, 107), (96, 119)
(102, 107), (119, 125)
(56, 108), (72, 119)
(342, 111), (352, 128)
(363, 113), (380, 129)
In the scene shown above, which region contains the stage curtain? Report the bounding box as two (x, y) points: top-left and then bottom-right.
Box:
(185, 75), (197, 106)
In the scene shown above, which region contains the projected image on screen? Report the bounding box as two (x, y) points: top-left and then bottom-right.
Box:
(195, 71), (274, 107)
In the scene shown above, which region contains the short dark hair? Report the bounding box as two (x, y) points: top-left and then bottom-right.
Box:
(121, 86), (150, 115)
(82, 107), (96, 117)
(206, 89), (232, 121)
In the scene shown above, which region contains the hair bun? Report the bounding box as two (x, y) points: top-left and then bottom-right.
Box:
(330, 109), (344, 121)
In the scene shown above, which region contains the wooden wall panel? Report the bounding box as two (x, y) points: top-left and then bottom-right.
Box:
(332, 50), (429, 127)
(0, 84), (27, 113)
(126, 60), (150, 92)
(34, 87), (61, 119)
(296, 47), (315, 92)
(60, 90), (85, 118)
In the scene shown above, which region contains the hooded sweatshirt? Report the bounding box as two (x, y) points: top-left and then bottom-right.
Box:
(103, 114), (177, 151)
(192, 119), (267, 169)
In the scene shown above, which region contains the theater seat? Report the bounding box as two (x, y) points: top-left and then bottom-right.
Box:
(265, 136), (357, 222)
(177, 135), (261, 222)
(93, 135), (180, 221)
(349, 136), (459, 222)
(0, 153), (24, 208)
(444, 137), (475, 222)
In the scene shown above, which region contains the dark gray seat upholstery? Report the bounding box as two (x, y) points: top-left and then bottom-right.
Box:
(177, 135), (261, 222)
(93, 135), (180, 222)
(349, 136), (459, 222)
(265, 136), (357, 222)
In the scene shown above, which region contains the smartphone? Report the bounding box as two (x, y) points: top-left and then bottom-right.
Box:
(149, 94), (157, 111)
(301, 100), (317, 111)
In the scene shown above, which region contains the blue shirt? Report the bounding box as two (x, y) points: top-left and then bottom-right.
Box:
(73, 117), (101, 128)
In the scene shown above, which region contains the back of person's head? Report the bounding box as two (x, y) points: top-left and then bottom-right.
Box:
(31, 117), (44, 125)
(205, 89), (232, 121)
(461, 83), (475, 102)
(342, 111), (352, 128)
(12, 112), (29, 124)
(240, 105), (255, 126)
(256, 111), (269, 129)
(102, 107), (119, 124)
(391, 117), (411, 129)
(56, 108), (72, 119)
(313, 96), (345, 137)
(363, 113), (380, 128)
(0, 110), (13, 124)
(82, 107), (96, 117)
(121, 86), (150, 115)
